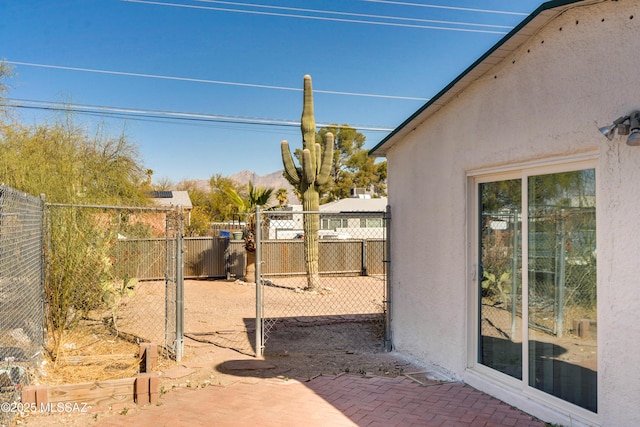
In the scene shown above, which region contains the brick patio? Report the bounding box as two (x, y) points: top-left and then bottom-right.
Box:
(93, 373), (545, 427)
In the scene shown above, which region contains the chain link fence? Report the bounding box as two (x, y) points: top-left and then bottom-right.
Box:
(481, 207), (596, 340)
(44, 204), (184, 359)
(0, 186), (44, 426)
(256, 209), (389, 358)
(1, 193), (189, 424)
(480, 210), (521, 344)
(528, 208), (596, 337)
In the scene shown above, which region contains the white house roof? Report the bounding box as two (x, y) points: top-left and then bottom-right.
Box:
(150, 190), (193, 209)
(369, 0), (598, 157)
(320, 197), (388, 213)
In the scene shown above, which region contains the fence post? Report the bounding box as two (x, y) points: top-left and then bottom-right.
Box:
(175, 210), (185, 361)
(255, 206), (263, 357)
(40, 194), (47, 351)
(511, 208), (519, 339)
(361, 239), (368, 276)
(224, 235), (231, 280)
(384, 205), (392, 352)
(556, 211), (566, 338)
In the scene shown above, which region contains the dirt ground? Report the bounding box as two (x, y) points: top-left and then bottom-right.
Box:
(11, 278), (431, 426)
(173, 278), (420, 383)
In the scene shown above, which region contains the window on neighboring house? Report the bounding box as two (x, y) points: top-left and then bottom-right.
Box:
(269, 212), (293, 221)
(360, 217), (383, 228)
(321, 217), (348, 230)
(476, 166), (597, 413)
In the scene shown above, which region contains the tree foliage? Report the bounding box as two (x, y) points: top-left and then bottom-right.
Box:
(0, 118), (147, 205)
(180, 176), (291, 237)
(186, 205), (212, 237)
(224, 180), (274, 282)
(0, 60), (13, 117)
(275, 188), (288, 206)
(0, 109), (149, 359)
(208, 174), (247, 221)
(224, 181), (274, 215)
(224, 181), (274, 250)
(304, 124), (387, 202)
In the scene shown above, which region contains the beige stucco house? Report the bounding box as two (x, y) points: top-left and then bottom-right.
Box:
(371, 1), (640, 425)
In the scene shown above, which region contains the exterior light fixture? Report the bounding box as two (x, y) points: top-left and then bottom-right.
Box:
(627, 111), (640, 146)
(599, 111), (640, 145)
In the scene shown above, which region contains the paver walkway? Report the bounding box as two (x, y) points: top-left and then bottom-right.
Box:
(93, 374), (545, 427)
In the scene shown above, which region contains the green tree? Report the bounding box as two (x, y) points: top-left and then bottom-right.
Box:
(275, 188), (288, 206)
(209, 174), (246, 221)
(0, 114), (149, 359)
(225, 181), (274, 282)
(316, 124), (386, 202)
(0, 60), (14, 120)
(179, 176), (260, 235)
(178, 180), (212, 236)
(178, 180), (209, 208)
(0, 119), (146, 204)
(186, 205), (212, 236)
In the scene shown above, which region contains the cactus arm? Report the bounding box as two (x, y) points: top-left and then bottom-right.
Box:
(281, 140), (301, 185)
(315, 143), (322, 176)
(316, 132), (334, 186)
(302, 148), (315, 185)
(301, 75), (316, 153)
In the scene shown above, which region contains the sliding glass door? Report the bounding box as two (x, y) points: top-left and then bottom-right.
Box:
(478, 167), (597, 412)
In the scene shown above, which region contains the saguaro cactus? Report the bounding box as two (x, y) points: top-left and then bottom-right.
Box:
(281, 75), (334, 290)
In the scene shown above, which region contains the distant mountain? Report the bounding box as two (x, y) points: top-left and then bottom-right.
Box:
(177, 170), (299, 204)
(229, 170), (287, 190)
(229, 170), (298, 204)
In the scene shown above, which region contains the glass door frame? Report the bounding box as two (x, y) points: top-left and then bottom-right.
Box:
(466, 155), (599, 422)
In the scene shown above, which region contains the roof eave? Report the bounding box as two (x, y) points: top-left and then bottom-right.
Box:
(369, 0), (593, 158)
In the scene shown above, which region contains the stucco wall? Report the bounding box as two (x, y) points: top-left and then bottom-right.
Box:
(385, 1), (640, 425)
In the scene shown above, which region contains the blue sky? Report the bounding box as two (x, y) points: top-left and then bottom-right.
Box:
(1, 0), (543, 184)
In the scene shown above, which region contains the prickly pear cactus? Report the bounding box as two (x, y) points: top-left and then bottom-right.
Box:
(281, 75), (334, 290)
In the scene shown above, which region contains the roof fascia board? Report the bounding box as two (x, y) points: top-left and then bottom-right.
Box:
(369, 0), (589, 157)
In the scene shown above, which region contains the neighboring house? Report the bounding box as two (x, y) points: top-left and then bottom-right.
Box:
(268, 196), (388, 239)
(267, 204), (304, 239)
(370, 1), (640, 426)
(319, 196), (388, 239)
(149, 190), (193, 210)
(149, 190), (193, 228)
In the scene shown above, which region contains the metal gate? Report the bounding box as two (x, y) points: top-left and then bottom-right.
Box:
(255, 207), (391, 357)
(44, 204), (184, 360)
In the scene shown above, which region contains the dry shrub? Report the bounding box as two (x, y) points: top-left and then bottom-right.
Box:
(40, 323), (141, 385)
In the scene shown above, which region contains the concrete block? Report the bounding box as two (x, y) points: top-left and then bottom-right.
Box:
(35, 385), (48, 405)
(149, 373), (160, 405)
(135, 374), (150, 405)
(21, 386), (36, 404)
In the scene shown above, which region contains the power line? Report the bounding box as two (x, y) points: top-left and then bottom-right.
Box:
(123, 0), (510, 34)
(191, 0), (513, 30)
(360, 0), (529, 16)
(4, 98), (396, 132)
(5, 61), (429, 101)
